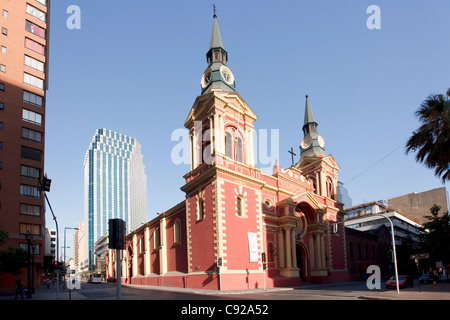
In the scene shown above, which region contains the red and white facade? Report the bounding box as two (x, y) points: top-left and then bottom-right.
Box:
(106, 15), (349, 290)
(105, 89), (349, 290)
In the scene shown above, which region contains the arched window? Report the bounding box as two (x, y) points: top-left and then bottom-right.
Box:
(236, 137), (243, 162)
(197, 198), (205, 221)
(225, 132), (232, 158)
(154, 228), (160, 250)
(174, 219), (181, 244)
(326, 177), (333, 199)
(309, 177), (317, 194)
(224, 127), (244, 163)
(237, 196), (243, 216)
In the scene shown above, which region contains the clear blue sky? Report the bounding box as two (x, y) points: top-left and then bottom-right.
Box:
(45, 0), (450, 259)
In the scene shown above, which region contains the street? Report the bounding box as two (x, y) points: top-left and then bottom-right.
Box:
(5, 278), (449, 301)
(2, 279), (448, 319)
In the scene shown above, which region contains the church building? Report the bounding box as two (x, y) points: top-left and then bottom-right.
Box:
(106, 13), (349, 290)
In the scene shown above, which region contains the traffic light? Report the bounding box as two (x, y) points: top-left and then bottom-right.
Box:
(109, 219), (126, 250)
(42, 176), (52, 192)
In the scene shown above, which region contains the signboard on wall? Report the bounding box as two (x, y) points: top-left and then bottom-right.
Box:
(248, 232), (258, 262)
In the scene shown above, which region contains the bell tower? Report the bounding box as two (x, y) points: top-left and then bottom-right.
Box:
(296, 95), (339, 201)
(201, 13), (236, 94)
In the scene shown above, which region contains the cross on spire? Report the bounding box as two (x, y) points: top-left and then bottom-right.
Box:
(288, 147), (297, 166)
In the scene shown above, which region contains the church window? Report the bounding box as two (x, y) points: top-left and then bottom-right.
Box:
(236, 196), (244, 217)
(174, 219), (181, 244)
(154, 228), (160, 250)
(197, 198), (205, 221)
(225, 132), (232, 158)
(326, 177), (333, 199)
(214, 51), (219, 61)
(224, 127), (244, 163)
(309, 177), (317, 194)
(236, 137), (243, 162)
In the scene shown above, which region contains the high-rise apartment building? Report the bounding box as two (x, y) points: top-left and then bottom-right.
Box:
(83, 129), (147, 271)
(0, 0), (50, 292)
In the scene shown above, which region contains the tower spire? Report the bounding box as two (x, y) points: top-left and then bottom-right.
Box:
(299, 95), (326, 158)
(210, 9), (224, 51)
(201, 11), (236, 94)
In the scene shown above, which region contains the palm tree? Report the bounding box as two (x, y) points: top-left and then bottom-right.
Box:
(406, 89), (450, 182)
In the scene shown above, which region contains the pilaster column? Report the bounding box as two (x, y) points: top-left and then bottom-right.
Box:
(159, 218), (167, 275)
(213, 113), (219, 155)
(309, 233), (315, 269)
(320, 232), (326, 268)
(249, 129), (254, 166)
(278, 228), (285, 269)
(144, 227), (151, 275)
(219, 114), (224, 154)
(132, 234), (138, 276)
(291, 228), (297, 268)
(284, 226), (292, 268)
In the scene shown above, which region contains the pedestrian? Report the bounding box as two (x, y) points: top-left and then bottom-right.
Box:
(14, 280), (24, 300)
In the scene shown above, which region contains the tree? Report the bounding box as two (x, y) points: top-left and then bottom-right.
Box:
(0, 230), (29, 276)
(420, 205), (450, 265)
(405, 89), (450, 182)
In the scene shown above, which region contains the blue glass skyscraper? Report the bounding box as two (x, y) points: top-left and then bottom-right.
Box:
(83, 129), (147, 270)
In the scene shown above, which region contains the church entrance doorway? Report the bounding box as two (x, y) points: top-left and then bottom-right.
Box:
(296, 243), (308, 281)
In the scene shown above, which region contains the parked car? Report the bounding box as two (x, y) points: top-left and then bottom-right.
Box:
(419, 273), (433, 284)
(385, 275), (414, 289)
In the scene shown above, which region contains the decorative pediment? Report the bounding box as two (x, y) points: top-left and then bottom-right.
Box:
(290, 191), (326, 212)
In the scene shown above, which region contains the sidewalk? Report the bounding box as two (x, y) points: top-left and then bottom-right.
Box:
(359, 281), (450, 300)
(1, 280), (449, 300)
(0, 283), (88, 301)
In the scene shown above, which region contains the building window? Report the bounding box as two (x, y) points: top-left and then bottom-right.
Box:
(2, 10), (8, 18)
(153, 228), (160, 250)
(20, 165), (41, 179)
(224, 127), (244, 163)
(0, 83), (4, 91)
(0, 65), (5, 72)
(225, 132), (232, 158)
(236, 196), (243, 217)
(26, 4), (46, 22)
(1, 28), (7, 36)
(25, 20), (45, 38)
(21, 145), (42, 162)
(24, 72), (44, 90)
(25, 37), (45, 55)
(22, 127), (42, 143)
(24, 55), (45, 72)
(36, 0), (47, 6)
(23, 90), (43, 107)
(1, 46), (6, 54)
(174, 219), (181, 245)
(0, 102), (3, 110)
(309, 177), (317, 194)
(326, 177), (334, 199)
(197, 198), (205, 221)
(236, 137), (243, 162)
(23, 109), (43, 125)
(20, 184), (41, 198)
(19, 223), (40, 236)
(20, 203), (41, 217)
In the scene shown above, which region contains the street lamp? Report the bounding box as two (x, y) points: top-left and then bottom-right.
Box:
(381, 213), (400, 295)
(333, 212), (400, 294)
